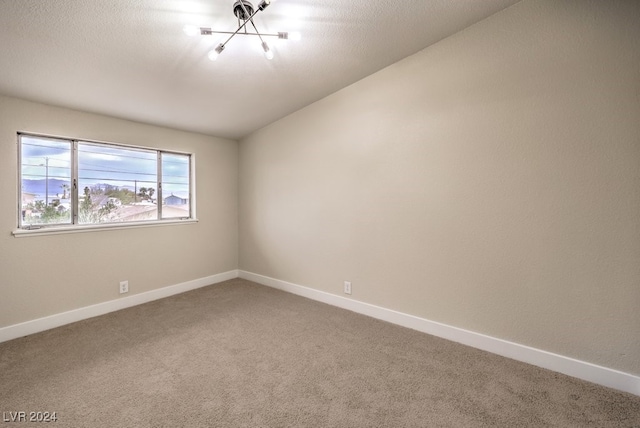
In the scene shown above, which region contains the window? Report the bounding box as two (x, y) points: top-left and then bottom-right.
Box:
(19, 133), (193, 230)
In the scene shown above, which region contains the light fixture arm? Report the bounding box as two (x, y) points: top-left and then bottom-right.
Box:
(235, 0), (267, 46)
(218, 3), (262, 49)
(202, 30), (288, 38)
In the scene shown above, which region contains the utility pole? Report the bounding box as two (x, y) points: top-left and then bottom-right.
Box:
(44, 157), (50, 206)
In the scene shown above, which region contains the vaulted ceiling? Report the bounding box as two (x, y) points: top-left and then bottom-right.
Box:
(0, 0), (521, 140)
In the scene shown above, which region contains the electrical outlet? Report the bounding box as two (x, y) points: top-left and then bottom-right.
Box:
(119, 280), (129, 294)
(344, 281), (352, 295)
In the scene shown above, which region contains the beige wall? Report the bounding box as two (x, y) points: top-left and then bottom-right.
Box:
(0, 95), (238, 328)
(239, 0), (640, 375)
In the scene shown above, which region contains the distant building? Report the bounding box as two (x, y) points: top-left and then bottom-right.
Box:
(164, 194), (188, 206)
(21, 193), (38, 220)
(22, 192), (37, 205)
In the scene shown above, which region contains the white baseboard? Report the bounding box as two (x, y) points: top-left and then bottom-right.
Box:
(0, 269), (239, 344)
(3, 268), (637, 397)
(239, 270), (640, 397)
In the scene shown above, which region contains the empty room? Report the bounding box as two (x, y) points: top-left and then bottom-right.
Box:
(1, 0), (639, 426)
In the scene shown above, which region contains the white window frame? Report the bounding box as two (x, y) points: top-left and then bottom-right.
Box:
(14, 132), (197, 237)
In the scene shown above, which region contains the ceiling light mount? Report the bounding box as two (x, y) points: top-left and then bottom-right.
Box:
(233, 0), (254, 20)
(184, 0), (299, 61)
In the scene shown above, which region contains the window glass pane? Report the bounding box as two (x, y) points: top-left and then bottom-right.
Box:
(20, 136), (72, 226)
(161, 153), (190, 219)
(78, 142), (158, 224)
(18, 134), (193, 230)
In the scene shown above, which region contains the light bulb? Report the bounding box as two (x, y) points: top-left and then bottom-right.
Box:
(288, 31), (301, 41)
(262, 41), (274, 60)
(183, 25), (199, 37)
(208, 44), (225, 61)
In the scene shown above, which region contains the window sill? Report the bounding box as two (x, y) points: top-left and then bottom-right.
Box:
(12, 218), (199, 238)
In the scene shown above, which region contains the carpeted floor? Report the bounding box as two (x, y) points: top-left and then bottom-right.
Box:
(1, 278), (639, 427)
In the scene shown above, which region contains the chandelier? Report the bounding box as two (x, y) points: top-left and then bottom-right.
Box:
(183, 0), (301, 61)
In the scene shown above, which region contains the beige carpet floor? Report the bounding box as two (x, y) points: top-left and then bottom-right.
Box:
(1, 278), (639, 427)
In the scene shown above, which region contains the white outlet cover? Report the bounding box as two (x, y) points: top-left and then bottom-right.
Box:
(344, 281), (352, 295)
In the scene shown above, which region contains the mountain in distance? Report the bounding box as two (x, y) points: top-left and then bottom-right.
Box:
(22, 179), (70, 197)
(22, 179), (139, 196)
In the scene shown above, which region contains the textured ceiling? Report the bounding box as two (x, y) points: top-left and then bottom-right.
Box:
(0, 0), (521, 140)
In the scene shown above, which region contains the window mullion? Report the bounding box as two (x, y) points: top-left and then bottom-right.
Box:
(157, 151), (162, 219)
(17, 134), (23, 228)
(188, 155), (193, 219)
(72, 140), (78, 224)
